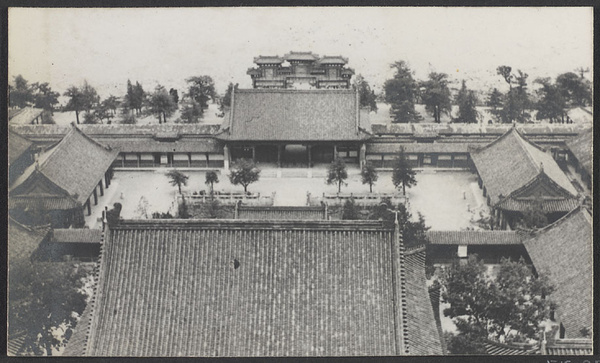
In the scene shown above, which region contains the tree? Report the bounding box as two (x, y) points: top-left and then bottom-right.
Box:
(384, 61), (419, 123)
(421, 72), (451, 123)
(186, 76), (216, 112)
(123, 80), (145, 116)
(219, 82), (238, 112)
(486, 88), (504, 122)
(9, 75), (34, 108)
(496, 66), (531, 123)
(342, 198), (360, 220)
(179, 98), (202, 123)
(147, 85), (177, 124)
(31, 82), (60, 112)
(518, 198), (549, 229)
(441, 255), (554, 352)
(354, 74), (378, 112)
(361, 162), (379, 192)
(392, 147), (417, 195)
(102, 95), (120, 115)
(169, 88), (179, 105)
(326, 158), (348, 193)
(94, 100), (115, 124)
(205, 170), (219, 196)
(166, 170), (189, 195)
(63, 81), (98, 124)
(8, 259), (87, 355)
(534, 77), (567, 123)
(455, 80), (480, 124)
(556, 72), (592, 107)
(368, 198), (430, 247)
(229, 159), (261, 193)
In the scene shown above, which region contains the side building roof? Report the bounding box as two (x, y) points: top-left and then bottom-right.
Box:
(8, 130), (34, 165)
(426, 230), (524, 245)
(470, 127), (577, 205)
(66, 219), (442, 356)
(218, 89), (370, 142)
(523, 206), (593, 338)
(566, 127), (592, 175)
(10, 124), (119, 206)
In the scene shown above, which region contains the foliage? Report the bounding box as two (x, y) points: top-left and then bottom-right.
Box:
(444, 320), (488, 354)
(354, 74), (378, 112)
(147, 85), (178, 124)
(342, 198), (360, 220)
(205, 170), (219, 195)
(360, 162), (379, 193)
(169, 88), (179, 104)
(441, 255), (554, 352)
(8, 259), (88, 355)
(228, 159), (261, 193)
(166, 170), (189, 194)
(219, 82), (237, 112)
(179, 98), (203, 123)
(123, 80), (145, 116)
(326, 158), (348, 193)
(392, 147), (417, 195)
(63, 81), (98, 124)
(102, 95), (120, 115)
(495, 66), (531, 123)
(556, 72), (592, 107)
(31, 82), (60, 111)
(368, 198), (430, 247)
(534, 77), (567, 123)
(82, 111), (98, 124)
(119, 107), (137, 124)
(185, 75), (216, 112)
(135, 196), (150, 219)
(93, 102), (114, 124)
(384, 61), (420, 123)
(518, 198), (549, 229)
(151, 211), (174, 219)
(177, 199), (190, 219)
(455, 80), (480, 123)
(9, 75), (34, 108)
(421, 72), (451, 123)
(486, 88), (504, 122)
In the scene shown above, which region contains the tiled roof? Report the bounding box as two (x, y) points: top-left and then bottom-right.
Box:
(220, 89), (367, 141)
(52, 229), (103, 244)
(496, 196), (580, 213)
(63, 297), (95, 356)
(99, 137), (222, 153)
(367, 142), (471, 154)
(7, 331), (29, 356)
(374, 123), (585, 136)
(318, 56), (348, 64)
(566, 127), (592, 175)
(284, 51), (319, 61)
(470, 127), (577, 205)
(9, 194), (80, 211)
(523, 207), (592, 338)
(10, 124), (221, 138)
(254, 56), (284, 64)
(426, 230), (524, 245)
(81, 219), (399, 356)
(403, 248), (444, 355)
(9, 130), (34, 165)
(8, 218), (50, 262)
(236, 206), (327, 220)
(8, 107), (44, 125)
(71, 219), (442, 356)
(484, 340), (538, 355)
(544, 339), (593, 355)
(10, 124), (119, 205)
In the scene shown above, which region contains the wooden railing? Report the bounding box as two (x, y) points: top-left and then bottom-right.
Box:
(181, 191), (275, 206)
(307, 192), (408, 206)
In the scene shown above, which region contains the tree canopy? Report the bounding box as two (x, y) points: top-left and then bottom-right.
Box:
(205, 170), (220, 195)
(147, 85), (178, 124)
(166, 169), (189, 194)
(219, 82), (237, 112)
(420, 72), (451, 123)
(360, 162), (379, 193)
(63, 81), (99, 124)
(384, 61), (419, 123)
(556, 72), (592, 107)
(326, 158), (348, 193)
(441, 255), (554, 354)
(229, 159), (261, 193)
(534, 77), (567, 123)
(354, 74), (378, 112)
(368, 198), (430, 248)
(455, 80), (480, 124)
(392, 147), (417, 195)
(123, 80), (145, 116)
(186, 76), (216, 110)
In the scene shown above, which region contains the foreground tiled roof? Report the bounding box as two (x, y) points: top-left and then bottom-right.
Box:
(426, 230), (524, 245)
(544, 339), (593, 355)
(52, 229), (103, 244)
(484, 340), (538, 355)
(523, 206), (592, 338)
(403, 247), (444, 355)
(220, 89), (368, 141)
(470, 127), (577, 205)
(566, 127), (592, 175)
(69, 219), (442, 356)
(8, 107), (44, 125)
(236, 205), (327, 220)
(10, 124), (119, 205)
(8, 218), (50, 262)
(8, 130), (34, 165)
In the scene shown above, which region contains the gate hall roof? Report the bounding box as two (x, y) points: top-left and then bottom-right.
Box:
(218, 89), (371, 142)
(66, 219), (442, 356)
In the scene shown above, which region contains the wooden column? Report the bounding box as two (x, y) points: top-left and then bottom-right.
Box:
(137, 153), (141, 168)
(252, 146), (256, 162)
(99, 181), (104, 196)
(277, 145), (282, 168)
(223, 145), (230, 170)
(93, 188), (98, 205)
(307, 145), (312, 168)
(333, 144), (338, 160)
(86, 199), (92, 216)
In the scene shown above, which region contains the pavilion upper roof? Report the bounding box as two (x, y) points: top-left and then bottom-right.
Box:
(283, 51), (320, 61)
(218, 89), (370, 142)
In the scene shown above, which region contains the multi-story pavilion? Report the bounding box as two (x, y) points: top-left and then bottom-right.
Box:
(247, 51), (354, 89)
(217, 88), (372, 168)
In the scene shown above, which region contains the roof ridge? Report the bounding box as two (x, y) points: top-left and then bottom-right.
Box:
(496, 171), (577, 205)
(71, 123), (114, 152)
(512, 128), (545, 173)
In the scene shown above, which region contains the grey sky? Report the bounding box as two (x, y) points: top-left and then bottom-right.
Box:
(9, 7), (593, 100)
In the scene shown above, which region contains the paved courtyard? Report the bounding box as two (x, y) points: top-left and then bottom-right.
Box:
(86, 168), (487, 230)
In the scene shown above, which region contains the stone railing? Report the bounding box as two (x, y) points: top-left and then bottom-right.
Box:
(181, 191), (275, 206)
(307, 192), (408, 207)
